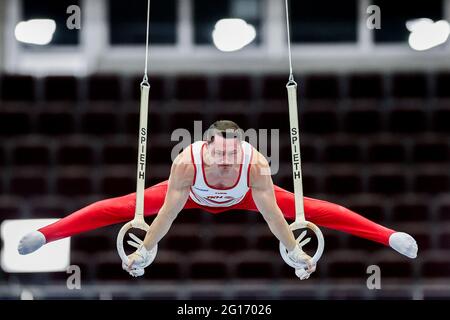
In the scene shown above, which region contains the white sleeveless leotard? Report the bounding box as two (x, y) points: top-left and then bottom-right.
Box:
(189, 140), (253, 207)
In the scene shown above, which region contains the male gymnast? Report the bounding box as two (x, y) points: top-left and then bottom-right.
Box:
(18, 120), (418, 279)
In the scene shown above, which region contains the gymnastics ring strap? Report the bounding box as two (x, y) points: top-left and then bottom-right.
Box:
(279, 75), (325, 270)
(116, 82), (158, 267)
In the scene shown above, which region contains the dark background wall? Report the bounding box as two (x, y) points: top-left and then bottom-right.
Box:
(0, 0), (449, 299)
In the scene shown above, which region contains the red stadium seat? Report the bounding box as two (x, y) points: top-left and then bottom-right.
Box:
(102, 140), (136, 165)
(367, 140), (407, 163)
(81, 109), (119, 135)
(413, 167), (449, 194)
(0, 110), (32, 137)
(207, 210), (254, 225)
(323, 139), (363, 163)
(10, 171), (48, 196)
(346, 236), (386, 253)
(303, 108), (339, 134)
(100, 167), (135, 197)
(189, 250), (230, 280)
(0, 195), (26, 219)
(391, 73), (428, 98)
(12, 140), (51, 167)
(87, 75), (121, 101)
(348, 74), (384, 99)
(324, 166), (363, 195)
(372, 252), (415, 278)
(437, 225), (450, 249)
(210, 226), (249, 252)
(0, 147), (6, 167)
(435, 72), (450, 98)
(343, 109), (383, 134)
(304, 74), (340, 99)
(147, 143), (174, 165)
(166, 111), (205, 132)
(175, 209), (206, 224)
(391, 199), (429, 222)
(368, 170), (407, 195)
(29, 195), (72, 218)
(217, 75), (253, 101)
(145, 252), (183, 280)
(257, 110), (290, 132)
(412, 137), (449, 163)
(421, 252), (450, 278)
(36, 108), (76, 136)
(325, 250), (369, 279)
(431, 106), (450, 133)
(0, 75), (35, 101)
(388, 108), (428, 133)
(43, 76), (78, 101)
(232, 251), (277, 279)
(56, 139), (96, 165)
(164, 227), (205, 252)
(437, 196), (450, 221)
(55, 168), (93, 196)
(95, 259), (129, 281)
(174, 76), (209, 100)
(71, 233), (113, 253)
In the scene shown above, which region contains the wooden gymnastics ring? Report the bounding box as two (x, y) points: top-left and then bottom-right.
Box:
(279, 221), (325, 269)
(116, 219), (157, 268)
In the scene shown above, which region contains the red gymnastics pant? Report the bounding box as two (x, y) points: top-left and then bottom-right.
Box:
(39, 180), (395, 245)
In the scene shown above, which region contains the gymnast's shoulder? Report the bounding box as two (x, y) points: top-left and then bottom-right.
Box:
(168, 146), (195, 185)
(248, 148), (272, 182)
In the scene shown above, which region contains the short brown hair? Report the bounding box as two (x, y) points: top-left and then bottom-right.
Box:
(206, 120), (242, 143)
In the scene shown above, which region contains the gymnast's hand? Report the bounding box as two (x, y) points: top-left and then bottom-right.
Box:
(122, 233), (152, 277)
(123, 253), (145, 277)
(288, 245), (316, 280)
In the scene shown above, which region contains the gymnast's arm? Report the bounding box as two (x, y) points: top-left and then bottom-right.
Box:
(249, 151), (297, 252)
(139, 148), (193, 252)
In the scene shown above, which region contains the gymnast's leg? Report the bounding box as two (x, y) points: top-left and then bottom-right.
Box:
(245, 185), (418, 258)
(18, 180), (171, 255)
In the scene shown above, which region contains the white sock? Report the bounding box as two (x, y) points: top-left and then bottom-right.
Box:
(18, 231), (46, 255)
(389, 232), (418, 259)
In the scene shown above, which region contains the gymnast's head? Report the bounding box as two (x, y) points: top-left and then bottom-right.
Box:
(204, 120), (244, 169)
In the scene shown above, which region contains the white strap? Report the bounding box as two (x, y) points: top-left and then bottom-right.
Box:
(134, 84), (149, 224)
(286, 83), (305, 223)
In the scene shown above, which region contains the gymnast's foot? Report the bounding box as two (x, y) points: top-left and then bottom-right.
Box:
(18, 231), (46, 255)
(389, 232), (418, 259)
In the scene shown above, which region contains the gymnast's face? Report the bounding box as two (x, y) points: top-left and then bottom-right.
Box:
(206, 135), (242, 170)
